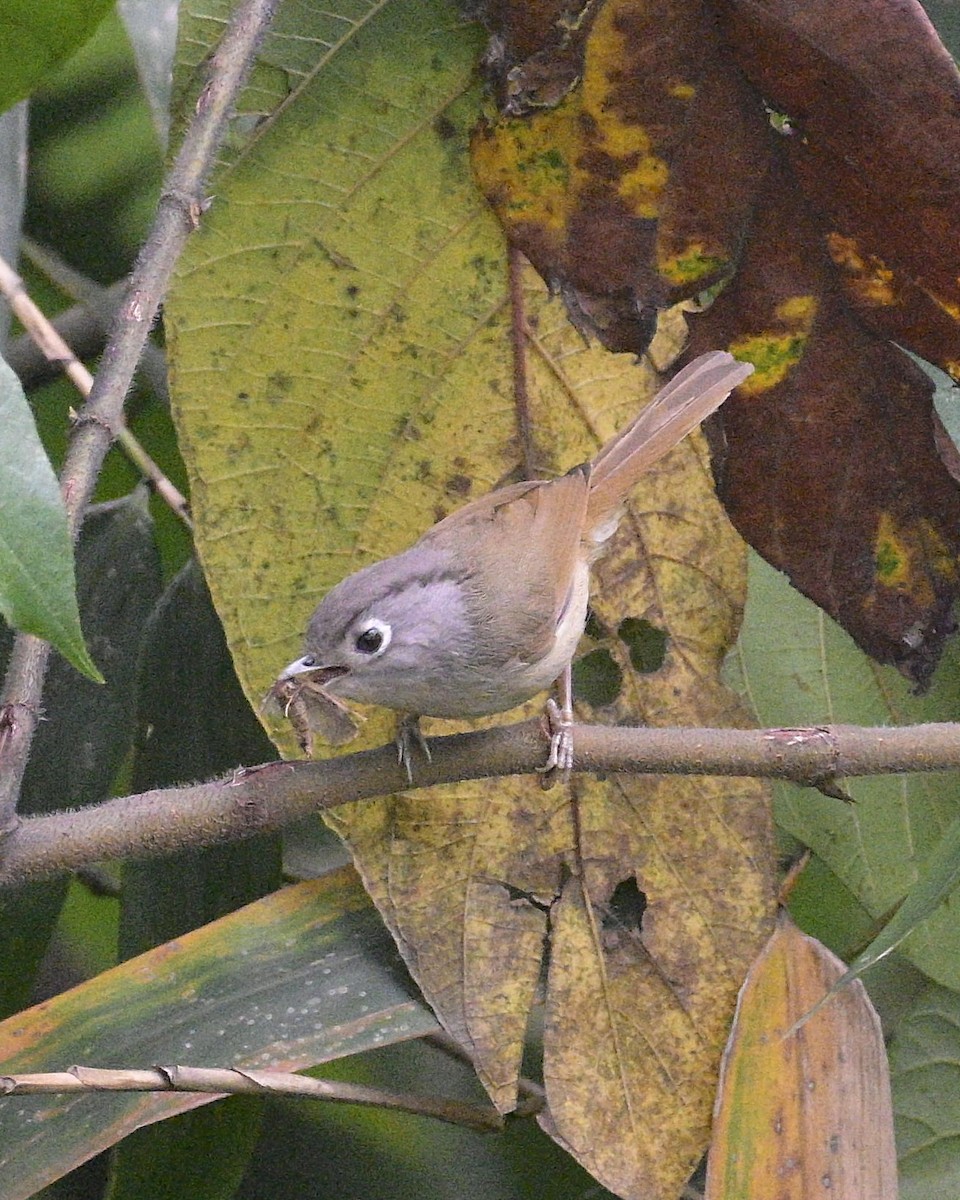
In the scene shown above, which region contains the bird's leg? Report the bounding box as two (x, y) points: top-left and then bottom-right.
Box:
(396, 712), (432, 784)
(540, 664), (574, 782)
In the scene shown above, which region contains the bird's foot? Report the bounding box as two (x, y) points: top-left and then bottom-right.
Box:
(396, 713), (432, 784)
(539, 697), (574, 786)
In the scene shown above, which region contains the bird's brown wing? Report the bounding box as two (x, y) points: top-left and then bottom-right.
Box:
(417, 469), (590, 662)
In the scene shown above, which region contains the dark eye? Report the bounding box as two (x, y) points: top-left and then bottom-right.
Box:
(355, 628), (383, 654)
(353, 619), (391, 656)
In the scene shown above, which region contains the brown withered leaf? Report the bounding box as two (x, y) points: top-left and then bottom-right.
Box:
(472, 0), (767, 351)
(473, 0), (960, 681)
(327, 285), (778, 1200)
(705, 913), (897, 1199)
(715, 0), (960, 380)
(689, 160), (960, 684)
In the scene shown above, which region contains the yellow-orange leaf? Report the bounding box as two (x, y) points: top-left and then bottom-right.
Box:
(705, 913), (897, 1199)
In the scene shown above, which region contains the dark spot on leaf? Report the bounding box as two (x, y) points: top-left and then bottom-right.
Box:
(445, 474), (472, 498)
(267, 371), (292, 394)
(618, 617), (668, 672)
(434, 115), (457, 141)
(572, 648), (622, 707)
(345, 283), (360, 299)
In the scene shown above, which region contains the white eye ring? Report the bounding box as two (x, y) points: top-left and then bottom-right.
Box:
(353, 618), (391, 657)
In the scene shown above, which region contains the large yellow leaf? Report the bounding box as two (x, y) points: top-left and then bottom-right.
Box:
(166, 4), (777, 1196)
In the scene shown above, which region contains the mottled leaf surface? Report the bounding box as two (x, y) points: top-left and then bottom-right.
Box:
(690, 162), (960, 684)
(473, 0), (960, 681)
(715, 0), (960, 379)
(472, 0), (767, 350)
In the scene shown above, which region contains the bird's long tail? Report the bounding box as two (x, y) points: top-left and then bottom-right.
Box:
(585, 350), (753, 533)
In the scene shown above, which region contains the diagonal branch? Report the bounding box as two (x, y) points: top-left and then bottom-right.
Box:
(2, 718), (960, 889)
(0, 0), (282, 836)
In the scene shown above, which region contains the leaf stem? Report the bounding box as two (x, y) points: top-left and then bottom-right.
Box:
(2, 718), (960, 888)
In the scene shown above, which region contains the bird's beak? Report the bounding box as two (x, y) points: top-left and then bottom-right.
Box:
(277, 656), (348, 685)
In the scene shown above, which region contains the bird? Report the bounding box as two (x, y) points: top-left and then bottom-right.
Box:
(277, 350), (753, 777)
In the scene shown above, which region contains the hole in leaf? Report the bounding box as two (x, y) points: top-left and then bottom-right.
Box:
(618, 617), (667, 673)
(601, 877), (648, 934)
(572, 648), (622, 707)
(584, 609), (607, 640)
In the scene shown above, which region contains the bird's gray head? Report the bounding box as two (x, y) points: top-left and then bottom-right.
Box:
(279, 545), (476, 714)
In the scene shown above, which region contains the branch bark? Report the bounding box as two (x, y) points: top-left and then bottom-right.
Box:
(1, 718), (958, 889)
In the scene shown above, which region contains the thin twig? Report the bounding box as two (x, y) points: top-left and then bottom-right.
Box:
(0, 251), (191, 526)
(0, 1064), (503, 1132)
(0, 0), (281, 836)
(0, 253), (99, 399)
(16, 237), (169, 402)
(2, 718), (960, 889)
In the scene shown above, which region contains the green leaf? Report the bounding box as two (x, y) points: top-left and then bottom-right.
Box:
(0, 355), (102, 680)
(0, 867), (437, 1200)
(121, 559), (279, 958)
(726, 552), (960, 989)
(811, 814), (960, 1009)
(0, 490), (161, 1015)
(0, 0), (114, 113)
(890, 982), (960, 1200)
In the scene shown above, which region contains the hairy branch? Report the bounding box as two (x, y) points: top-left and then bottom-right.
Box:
(0, 1064), (506, 1132)
(0, 0), (281, 833)
(1, 718), (959, 889)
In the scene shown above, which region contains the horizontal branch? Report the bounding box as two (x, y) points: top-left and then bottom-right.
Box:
(1, 719), (959, 890)
(0, 1064), (504, 1132)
